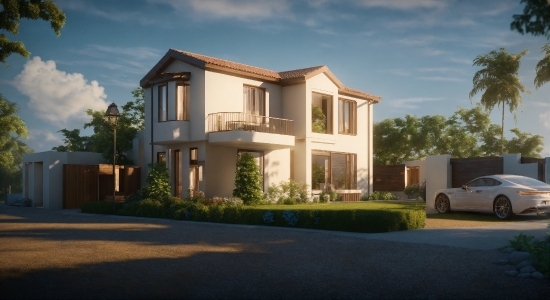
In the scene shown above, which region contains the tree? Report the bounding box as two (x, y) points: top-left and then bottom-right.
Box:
(0, 0), (66, 65)
(311, 103), (326, 133)
(0, 94), (32, 198)
(511, 0), (550, 39)
(535, 43), (550, 89)
(52, 87), (145, 164)
(469, 47), (529, 154)
(373, 105), (545, 165)
(233, 153), (263, 205)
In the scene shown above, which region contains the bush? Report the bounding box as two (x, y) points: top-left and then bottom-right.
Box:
(233, 153), (263, 205)
(140, 162), (171, 200)
(404, 184), (420, 199)
(507, 232), (550, 278)
(265, 179), (309, 204)
(81, 201), (124, 214)
(367, 191), (398, 200)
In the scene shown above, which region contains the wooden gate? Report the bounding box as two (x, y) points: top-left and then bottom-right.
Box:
(63, 165), (99, 209)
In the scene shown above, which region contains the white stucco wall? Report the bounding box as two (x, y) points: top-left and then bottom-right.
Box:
(425, 155), (451, 214)
(501, 154), (539, 178)
(22, 151), (104, 209)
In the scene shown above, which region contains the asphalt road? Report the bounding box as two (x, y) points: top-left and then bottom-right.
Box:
(1, 205), (549, 299)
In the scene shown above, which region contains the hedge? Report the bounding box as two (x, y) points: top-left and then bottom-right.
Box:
(81, 200), (425, 233)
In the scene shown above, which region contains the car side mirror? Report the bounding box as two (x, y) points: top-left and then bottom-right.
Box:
(462, 185), (468, 190)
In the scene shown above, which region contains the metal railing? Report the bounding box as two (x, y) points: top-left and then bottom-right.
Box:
(207, 112), (294, 136)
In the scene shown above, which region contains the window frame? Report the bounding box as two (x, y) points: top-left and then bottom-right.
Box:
(243, 85), (266, 116)
(175, 82), (190, 121)
(338, 98), (357, 135)
(311, 92), (333, 134)
(158, 84), (167, 122)
(157, 152), (166, 165)
(311, 150), (357, 190)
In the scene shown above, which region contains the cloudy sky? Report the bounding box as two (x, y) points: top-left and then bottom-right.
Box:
(2, 0), (550, 156)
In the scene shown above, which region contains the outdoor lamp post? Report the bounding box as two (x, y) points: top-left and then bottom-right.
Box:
(104, 103), (120, 214)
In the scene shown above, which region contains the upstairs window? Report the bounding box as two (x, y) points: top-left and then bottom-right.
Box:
(176, 83), (190, 121)
(243, 86), (265, 116)
(158, 84), (167, 122)
(338, 99), (357, 135)
(312, 92), (332, 134)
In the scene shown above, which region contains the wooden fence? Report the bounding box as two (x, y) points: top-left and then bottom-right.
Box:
(63, 164), (141, 209)
(373, 164), (405, 191)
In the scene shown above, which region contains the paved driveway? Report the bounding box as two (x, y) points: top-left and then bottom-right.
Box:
(1, 205), (549, 299)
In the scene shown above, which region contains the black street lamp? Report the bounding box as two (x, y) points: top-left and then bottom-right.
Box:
(104, 102), (120, 214)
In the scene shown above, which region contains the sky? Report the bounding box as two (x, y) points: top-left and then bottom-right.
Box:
(2, 0), (550, 156)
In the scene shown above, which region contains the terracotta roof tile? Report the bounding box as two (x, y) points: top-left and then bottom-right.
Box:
(278, 65), (325, 79)
(173, 49), (281, 79)
(340, 86), (381, 102)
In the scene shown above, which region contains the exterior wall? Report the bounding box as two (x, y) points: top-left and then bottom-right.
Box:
(22, 151), (104, 209)
(282, 83), (306, 138)
(502, 154), (539, 178)
(425, 155), (452, 214)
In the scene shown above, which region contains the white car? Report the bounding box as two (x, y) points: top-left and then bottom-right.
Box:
(434, 174), (550, 219)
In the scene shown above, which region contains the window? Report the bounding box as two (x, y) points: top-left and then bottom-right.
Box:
(312, 151), (356, 190)
(312, 92), (332, 134)
(158, 84), (167, 122)
(157, 152), (166, 165)
(176, 83), (189, 121)
(190, 148), (198, 165)
(243, 86), (265, 116)
(338, 99), (356, 135)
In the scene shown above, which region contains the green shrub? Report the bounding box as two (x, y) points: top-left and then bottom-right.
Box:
(140, 162), (171, 200)
(404, 184), (420, 199)
(507, 232), (550, 278)
(233, 153), (263, 205)
(265, 179), (309, 204)
(367, 191), (398, 200)
(81, 201), (124, 214)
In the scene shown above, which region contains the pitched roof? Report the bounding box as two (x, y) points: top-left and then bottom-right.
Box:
(141, 49), (380, 102)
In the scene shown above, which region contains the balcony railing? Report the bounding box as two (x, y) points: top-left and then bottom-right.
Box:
(207, 112), (294, 136)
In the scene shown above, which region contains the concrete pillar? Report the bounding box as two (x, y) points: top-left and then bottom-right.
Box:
(425, 155), (451, 214)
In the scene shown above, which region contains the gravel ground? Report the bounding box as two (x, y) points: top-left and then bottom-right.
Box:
(1, 205), (549, 300)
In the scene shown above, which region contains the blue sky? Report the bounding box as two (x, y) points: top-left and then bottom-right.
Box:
(2, 0), (550, 156)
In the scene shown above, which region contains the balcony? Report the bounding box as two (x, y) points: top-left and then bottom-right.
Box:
(207, 112), (295, 150)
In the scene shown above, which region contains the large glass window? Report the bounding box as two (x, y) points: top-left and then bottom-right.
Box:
(338, 99), (356, 135)
(158, 85), (167, 122)
(312, 151), (356, 190)
(312, 92), (332, 134)
(243, 86), (265, 116)
(157, 152), (166, 165)
(176, 83), (190, 121)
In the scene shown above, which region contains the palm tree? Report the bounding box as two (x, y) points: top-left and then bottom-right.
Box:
(535, 43), (550, 89)
(469, 47), (529, 154)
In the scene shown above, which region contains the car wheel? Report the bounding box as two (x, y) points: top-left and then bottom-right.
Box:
(494, 196), (513, 220)
(435, 194), (450, 213)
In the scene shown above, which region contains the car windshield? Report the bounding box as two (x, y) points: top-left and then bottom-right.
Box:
(503, 176), (550, 188)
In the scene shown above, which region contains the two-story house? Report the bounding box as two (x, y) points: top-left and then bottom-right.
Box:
(134, 48), (380, 200)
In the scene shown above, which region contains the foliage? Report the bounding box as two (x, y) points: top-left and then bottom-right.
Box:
(265, 179), (309, 204)
(510, 0), (550, 39)
(52, 87), (144, 164)
(0, 94), (32, 198)
(233, 153), (263, 205)
(469, 47), (530, 154)
(311, 103), (326, 133)
(86, 200), (426, 233)
(81, 201), (124, 214)
(367, 191), (398, 201)
(139, 162), (171, 201)
(0, 0), (66, 65)
(373, 104), (545, 164)
(404, 184), (420, 199)
(507, 232), (550, 278)
(535, 43), (550, 89)
(311, 162), (325, 189)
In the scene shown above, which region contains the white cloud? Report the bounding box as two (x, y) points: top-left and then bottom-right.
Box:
(27, 129), (63, 151)
(152, 0), (291, 21)
(356, 0), (450, 10)
(540, 110), (550, 129)
(14, 57), (108, 125)
(390, 97), (442, 109)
